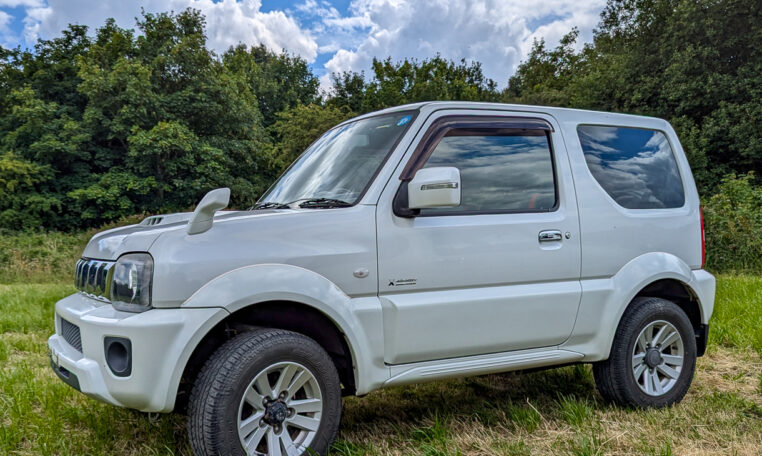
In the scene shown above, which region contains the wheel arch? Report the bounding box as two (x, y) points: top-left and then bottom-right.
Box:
(167, 264), (379, 412)
(566, 252), (713, 361)
(174, 299), (357, 413)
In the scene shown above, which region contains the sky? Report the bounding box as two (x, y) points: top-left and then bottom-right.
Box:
(0, 0), (607, 91)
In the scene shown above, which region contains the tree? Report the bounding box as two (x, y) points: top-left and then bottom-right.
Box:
(76, 9), (267, 213)
(504, 29), (583, 106)
(329, 55), (501, 113)
(223, 44), (320, 127)
(0, 151), (55, 231)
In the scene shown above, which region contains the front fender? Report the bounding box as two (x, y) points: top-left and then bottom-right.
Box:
(179, 263), (386, 395)
(563, 252), (715, 361)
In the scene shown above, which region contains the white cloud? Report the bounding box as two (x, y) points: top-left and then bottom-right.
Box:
(4, 0), (607, 93)
(0, 0), (44, 7)
(14, 0), (318, 61)
(0, 10), (11, 41)
(311, 0), (605, 90)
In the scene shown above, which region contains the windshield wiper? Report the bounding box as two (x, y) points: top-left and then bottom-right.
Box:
(251, 201), (291, 210)
(298, 198), (352, 208)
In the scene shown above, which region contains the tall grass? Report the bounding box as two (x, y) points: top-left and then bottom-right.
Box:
(0, 216), (142, 284)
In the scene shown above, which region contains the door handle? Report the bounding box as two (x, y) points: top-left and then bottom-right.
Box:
(538, 230), (563, 242)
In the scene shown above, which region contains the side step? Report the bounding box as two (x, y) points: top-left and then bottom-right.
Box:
(385, 348), (584, 387)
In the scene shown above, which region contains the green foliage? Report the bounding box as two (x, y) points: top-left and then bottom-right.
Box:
(0, 9), (317, 230)
(505, 28), (583, 106)
(223, 44), (320, 127)
(703, 174), (762, 272)
(330, 55), (500, 113)
(0, 152), (54, 230)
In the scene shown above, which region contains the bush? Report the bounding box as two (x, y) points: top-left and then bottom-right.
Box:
(703, 173), (762, 272)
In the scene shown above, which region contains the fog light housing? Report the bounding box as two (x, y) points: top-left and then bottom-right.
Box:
(104, 337), (132, 377)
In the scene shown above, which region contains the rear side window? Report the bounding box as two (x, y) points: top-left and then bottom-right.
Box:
(420, 131), (557, 214)
(577, 125), (685, 209)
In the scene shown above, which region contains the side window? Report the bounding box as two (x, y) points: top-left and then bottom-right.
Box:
(577, 125), (685, 209)
(419, 129), (557, 214)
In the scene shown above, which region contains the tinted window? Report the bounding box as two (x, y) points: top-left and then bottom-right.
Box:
(420, 131), (556, 214)
(578, 126), (685, 209)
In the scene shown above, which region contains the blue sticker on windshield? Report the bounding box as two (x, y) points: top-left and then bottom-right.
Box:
(396, 115), (411, 126)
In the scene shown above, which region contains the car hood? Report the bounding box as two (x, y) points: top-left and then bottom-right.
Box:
(81, 210), (257, 260)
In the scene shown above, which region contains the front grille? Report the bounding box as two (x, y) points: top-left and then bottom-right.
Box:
(75, 258), (114, 301)
(59, 316), (82, 353)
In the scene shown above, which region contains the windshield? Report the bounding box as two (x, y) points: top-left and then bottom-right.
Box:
(257, 111), (417, 208)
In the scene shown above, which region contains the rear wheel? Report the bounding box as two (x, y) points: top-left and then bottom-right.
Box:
(188, 329), (342, 455)
(593, 297), (697, 408)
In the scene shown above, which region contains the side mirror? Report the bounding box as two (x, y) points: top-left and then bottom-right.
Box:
(408, 167), (461, 209)
(187, 188), (230, 235)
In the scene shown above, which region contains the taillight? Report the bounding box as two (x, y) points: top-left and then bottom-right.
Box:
(699, 206), (706, 268)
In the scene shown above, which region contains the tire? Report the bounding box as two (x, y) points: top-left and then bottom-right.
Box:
(188, 329), (342, 456)
(593, 297), (697, 408)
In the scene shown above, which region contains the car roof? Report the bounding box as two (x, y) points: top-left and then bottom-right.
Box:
(344, 101), (671, 131)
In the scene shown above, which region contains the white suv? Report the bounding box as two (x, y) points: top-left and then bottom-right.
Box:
(49, 102), (715, 456)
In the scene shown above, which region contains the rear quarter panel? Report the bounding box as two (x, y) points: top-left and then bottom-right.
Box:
(555, 110), (706, 360)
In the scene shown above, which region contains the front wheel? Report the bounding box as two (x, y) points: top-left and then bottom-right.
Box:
(593, 297), (697, 408)
(188, 329), (342, 456)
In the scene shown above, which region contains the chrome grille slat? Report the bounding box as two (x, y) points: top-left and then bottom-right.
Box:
(74, 258), (114, 302)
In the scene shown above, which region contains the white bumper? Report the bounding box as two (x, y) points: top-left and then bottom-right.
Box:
(48, 293), (226, 412)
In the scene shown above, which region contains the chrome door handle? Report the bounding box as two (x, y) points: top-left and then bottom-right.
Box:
(538, 230), (563, 242)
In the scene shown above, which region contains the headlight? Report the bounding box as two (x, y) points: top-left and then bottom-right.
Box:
(110, 253), (153, 312)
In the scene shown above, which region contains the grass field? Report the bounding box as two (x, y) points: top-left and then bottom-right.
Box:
(1, 276), (760, 455)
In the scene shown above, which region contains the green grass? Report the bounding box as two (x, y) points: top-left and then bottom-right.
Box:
(711, 274), (762, 353)
(1, 275), (761, 455)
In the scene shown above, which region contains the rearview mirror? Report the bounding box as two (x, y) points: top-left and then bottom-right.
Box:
(408, 167), (461, 209)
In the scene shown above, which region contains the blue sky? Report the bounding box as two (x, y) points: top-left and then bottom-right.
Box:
(0, 0), (606, 91)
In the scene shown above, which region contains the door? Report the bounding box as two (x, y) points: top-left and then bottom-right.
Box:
(376, 111), (582, 365)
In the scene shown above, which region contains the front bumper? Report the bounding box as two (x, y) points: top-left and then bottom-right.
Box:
(48, 293), (226, 412)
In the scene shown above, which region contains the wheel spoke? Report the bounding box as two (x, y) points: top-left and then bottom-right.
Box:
(637, 332), (649, 352)
(286, 414), (321, 432)
(280, 429), (299, 456)
(643, 368), (653, 394)
(286, 370), (311, 397)
(243, 423), (267, 454)
(651, 371), (663, 394)
(661, 354), (683, 366)
(254, 370), (274, 399)
(657, 363), (680, 380)
(239, 412), (263, 437)
(290, 398), (322, 414)
(244, 387), (266, 409)
(659, 330), (680, 349)
(273, 364), (299, 398)
(632, 353), (646, 365)
(267, 428), (282, 456)
(633, 362), (648, 379)
(651, 324), (668, 346)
